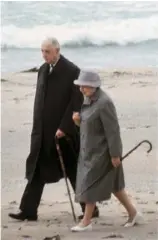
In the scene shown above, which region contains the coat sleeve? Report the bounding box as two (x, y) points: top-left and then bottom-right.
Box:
(72, 68), (83, 112)
(59, 67), (83, 135)
(31, 68), (41, 132)
(99, 99), (122, 158)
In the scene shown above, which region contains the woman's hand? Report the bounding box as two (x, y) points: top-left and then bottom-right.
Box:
(111, 157), (121, 168)
(72, 112), (80, 126)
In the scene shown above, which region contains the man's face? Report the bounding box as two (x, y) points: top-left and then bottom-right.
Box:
(41, 42), (59, 64)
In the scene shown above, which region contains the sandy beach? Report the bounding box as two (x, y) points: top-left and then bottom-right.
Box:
(1, 68), (158, 240)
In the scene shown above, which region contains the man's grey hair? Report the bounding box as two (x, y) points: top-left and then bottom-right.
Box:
(42, 37), (60, 49)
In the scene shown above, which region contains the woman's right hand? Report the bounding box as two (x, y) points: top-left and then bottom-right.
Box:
(72, 112), (80, 126)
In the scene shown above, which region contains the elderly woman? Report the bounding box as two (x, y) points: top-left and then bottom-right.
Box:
(71, 71), (142, 232)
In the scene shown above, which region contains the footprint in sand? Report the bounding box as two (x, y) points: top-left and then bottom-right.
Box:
(2, 225), (8, 229)
(148, 231), (157, 236)
(149, 191), (155, 195)
(127, 126), (136, 130)
(140, 84), (148, 87)
(23, 122), (31, 126)
(145, 211), (156, 214)
(144, 125), (151, 128)
(21, 235), (32, 239)
(101, 202), (108, 206)
(13, 97), (20, 103)
(5, 90), (12, 92)
(136, 190), (142, 193)
(108, 85), (116, 89)
(9, 130), (16, 133)
(100, 222), (113, 226)
(138, 201), (148, 205)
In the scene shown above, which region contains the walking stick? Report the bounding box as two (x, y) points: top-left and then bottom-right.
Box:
(121, 140), (152, 160)
(55, 136), (77, 223)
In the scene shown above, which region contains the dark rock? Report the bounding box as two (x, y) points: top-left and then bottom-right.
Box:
(102, 234), (124, 238)
(43, 235), (61, 240)
(113, 71), (122, 76)
(9, 200), (17, 205)
(1, 78), (8, 82)
(113, 71), (130, 77)
(21, 67), (39, 73)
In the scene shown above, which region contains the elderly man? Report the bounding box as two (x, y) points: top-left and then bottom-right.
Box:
(9, 38), (99, 221)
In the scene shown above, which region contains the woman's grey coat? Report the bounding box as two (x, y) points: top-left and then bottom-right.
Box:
(75, 88), (125, 203)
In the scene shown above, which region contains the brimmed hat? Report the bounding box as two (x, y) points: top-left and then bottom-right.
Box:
(74, 71), (101, 88)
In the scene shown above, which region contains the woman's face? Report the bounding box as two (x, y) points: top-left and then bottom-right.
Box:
(80, 86), (96, 97)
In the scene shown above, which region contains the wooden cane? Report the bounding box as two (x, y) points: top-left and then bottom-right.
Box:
(55, 137), (77, 223)
(121, 140), (152, 160)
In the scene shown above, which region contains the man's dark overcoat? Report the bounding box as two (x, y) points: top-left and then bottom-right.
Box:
(25, 55), (83, 183)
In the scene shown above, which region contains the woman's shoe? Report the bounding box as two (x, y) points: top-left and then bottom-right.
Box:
(124, 212), (143, 227)
(71, 223), (92, 232)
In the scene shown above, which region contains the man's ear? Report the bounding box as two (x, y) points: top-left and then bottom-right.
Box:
(56, 48), (60, 54)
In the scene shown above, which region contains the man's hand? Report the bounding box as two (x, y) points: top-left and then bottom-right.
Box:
(56, 129), (65, 138)
(111, 157), (121, 168)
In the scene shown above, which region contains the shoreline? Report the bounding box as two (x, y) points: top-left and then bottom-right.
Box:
(2, 66), (158, 76)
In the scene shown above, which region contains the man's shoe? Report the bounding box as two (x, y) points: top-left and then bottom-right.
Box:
(78, 207), (99, 220)
(8, 211), (37, 221)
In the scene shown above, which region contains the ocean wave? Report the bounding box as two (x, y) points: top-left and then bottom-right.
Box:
(1, 16), (158, 49)
(2, 39), (158, 50)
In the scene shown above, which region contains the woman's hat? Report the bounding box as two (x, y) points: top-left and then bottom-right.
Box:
(74, 71), (101, 88)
